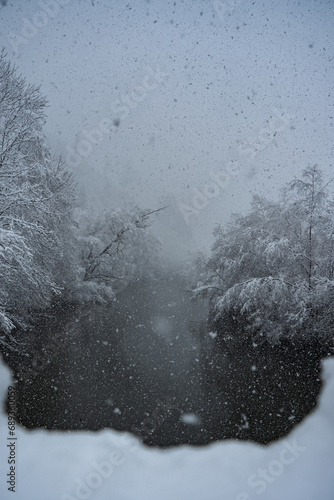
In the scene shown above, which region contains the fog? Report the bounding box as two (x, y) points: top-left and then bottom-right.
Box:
(2, 0), (333, 259)
(2, 4), (334, 499)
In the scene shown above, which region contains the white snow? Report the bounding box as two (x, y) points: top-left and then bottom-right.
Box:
(208, 331), (217, 339)
(0, 355), (334, 500)
(180, 413), (202, 426)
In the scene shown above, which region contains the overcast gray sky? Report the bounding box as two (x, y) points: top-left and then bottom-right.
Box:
(1, 0), (333, 259)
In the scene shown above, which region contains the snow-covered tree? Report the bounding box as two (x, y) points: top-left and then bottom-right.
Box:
(0, 51), (74, 348)
(195, 166), (334, 347)
(62, 206), (164, 303)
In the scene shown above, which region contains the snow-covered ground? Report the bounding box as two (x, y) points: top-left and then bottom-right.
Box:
(0, 355), (333, 500)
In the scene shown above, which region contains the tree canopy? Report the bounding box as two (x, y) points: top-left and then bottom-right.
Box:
(0, 50), (74, 346)
(195, 166), (334, 347)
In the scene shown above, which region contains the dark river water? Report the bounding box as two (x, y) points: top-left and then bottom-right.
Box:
(4, 275), (329, 447)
